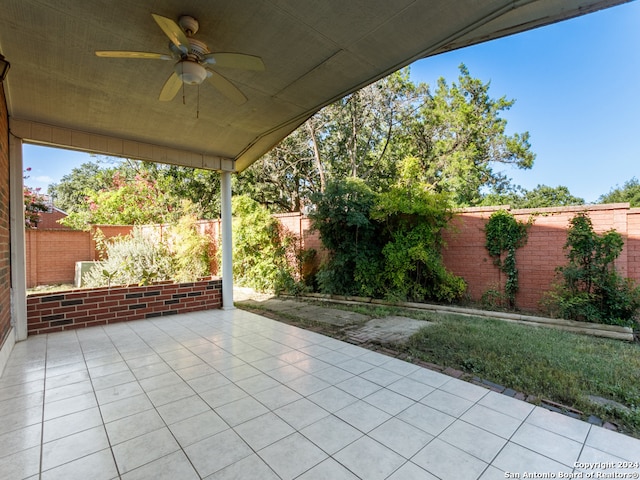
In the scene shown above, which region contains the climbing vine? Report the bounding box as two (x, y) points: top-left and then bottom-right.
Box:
(485, 210), (530, 308)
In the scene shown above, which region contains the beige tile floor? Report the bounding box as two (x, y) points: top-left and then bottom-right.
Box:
(1, 308), (639, 479)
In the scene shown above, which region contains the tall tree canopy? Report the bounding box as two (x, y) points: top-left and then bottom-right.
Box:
(480, 184), (585, 208)
(598, 178), (640, 207)
(237, 69), (420, 212)
(238, 65), (535, 211)
(50, 159), (221, 229)
(404, 65), (535, 206)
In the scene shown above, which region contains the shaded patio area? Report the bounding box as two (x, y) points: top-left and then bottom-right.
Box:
(1, 308), (639, 480)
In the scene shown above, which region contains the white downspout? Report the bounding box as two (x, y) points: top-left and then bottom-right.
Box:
(220, 170), (234, 309)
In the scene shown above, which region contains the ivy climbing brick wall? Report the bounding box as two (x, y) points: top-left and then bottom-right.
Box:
(0, 84), (11, 352)
(441, 203), (640, 312)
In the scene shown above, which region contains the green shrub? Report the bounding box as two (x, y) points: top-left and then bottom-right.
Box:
(481, 286), (510, 310)
(309, 159), (465, 303)
(84, 215), (212, 288)
(231, 195), (300, 293)
(372, 158), (466, 303)
(543, 212), (640, 327)
(309, 178), (382, 296)
(84, 227), (174, 287)
(166, 214), (212, 283)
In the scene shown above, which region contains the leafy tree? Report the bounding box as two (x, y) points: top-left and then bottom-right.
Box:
(317, 69), (419, 188)
(481, 185), (584, 208)
(235, 127), (316, 213)
(598, 178), (640, 207)
(48, 161), (115, 213)
(309, 164), (465, 302)
(239, 65), (532, 212)
(24, 185), (48, 228)
(238, 69), (419, 211)
(405, 64), (535, 206)
(141, 162), (221, 219)
(61, 169), (178, 228)
(24, 168), (49, 228)
(52, 159), (222, 229)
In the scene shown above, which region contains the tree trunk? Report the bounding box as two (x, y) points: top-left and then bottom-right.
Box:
(307, 121), (326, 193)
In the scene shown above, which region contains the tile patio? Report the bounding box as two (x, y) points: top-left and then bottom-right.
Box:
(1, 308), (639, 479)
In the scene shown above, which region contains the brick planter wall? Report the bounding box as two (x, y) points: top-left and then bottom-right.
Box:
(27, 277), (222, 335)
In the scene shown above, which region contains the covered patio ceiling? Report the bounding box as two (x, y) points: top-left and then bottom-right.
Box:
(1, 0), (628, 172)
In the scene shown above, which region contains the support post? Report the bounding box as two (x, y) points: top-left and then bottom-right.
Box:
(220, 171), (234, 309)
(9, 134), (27, 340)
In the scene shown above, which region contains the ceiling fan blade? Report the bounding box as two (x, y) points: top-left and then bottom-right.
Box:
(152, 14), (190, 53)
(204, 53), (265, 71)
(206, 69), (247, 105)
(96, 51), (172, 60)
(159, 72), (183, 101)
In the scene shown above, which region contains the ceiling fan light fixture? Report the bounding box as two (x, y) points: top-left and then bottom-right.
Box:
(176, 60), (207, 85)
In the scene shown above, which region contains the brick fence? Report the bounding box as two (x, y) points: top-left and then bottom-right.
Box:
(441, 203), (640, 311)
(25, 203), (640, 315)
(26, 277), (222, 335)
(25, 225), (133, 287)
(25, 223), (220, 288)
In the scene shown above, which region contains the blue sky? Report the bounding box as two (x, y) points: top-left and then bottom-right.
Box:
(25, 1), (639, 203)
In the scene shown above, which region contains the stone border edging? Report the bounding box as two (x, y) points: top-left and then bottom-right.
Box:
(289, 293), (635, 342)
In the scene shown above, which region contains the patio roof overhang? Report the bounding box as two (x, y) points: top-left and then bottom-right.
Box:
(0, 0), (629, 172)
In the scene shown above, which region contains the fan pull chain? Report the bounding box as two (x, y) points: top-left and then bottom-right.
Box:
(197, 84), (200, 119)
(180, 61), (186, 105)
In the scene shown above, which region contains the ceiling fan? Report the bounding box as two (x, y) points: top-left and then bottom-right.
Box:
(95, 13), (264, 105)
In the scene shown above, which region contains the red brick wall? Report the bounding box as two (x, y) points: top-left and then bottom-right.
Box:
(27, 277), (222, 335)
(442, 204), (636, 311)
(37, 209), (69, 229)
(25, 225), (134, 287)
(627, 209), (640, 281)
(275, 212), (328, 265)
(26, 229), (93, 287)
(0, 84), (10, 349)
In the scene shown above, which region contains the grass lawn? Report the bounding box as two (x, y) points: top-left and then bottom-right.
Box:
(403, 312), (640, 437)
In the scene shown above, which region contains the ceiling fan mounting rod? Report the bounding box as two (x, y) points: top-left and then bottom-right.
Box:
(178, 15), (199, 37)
